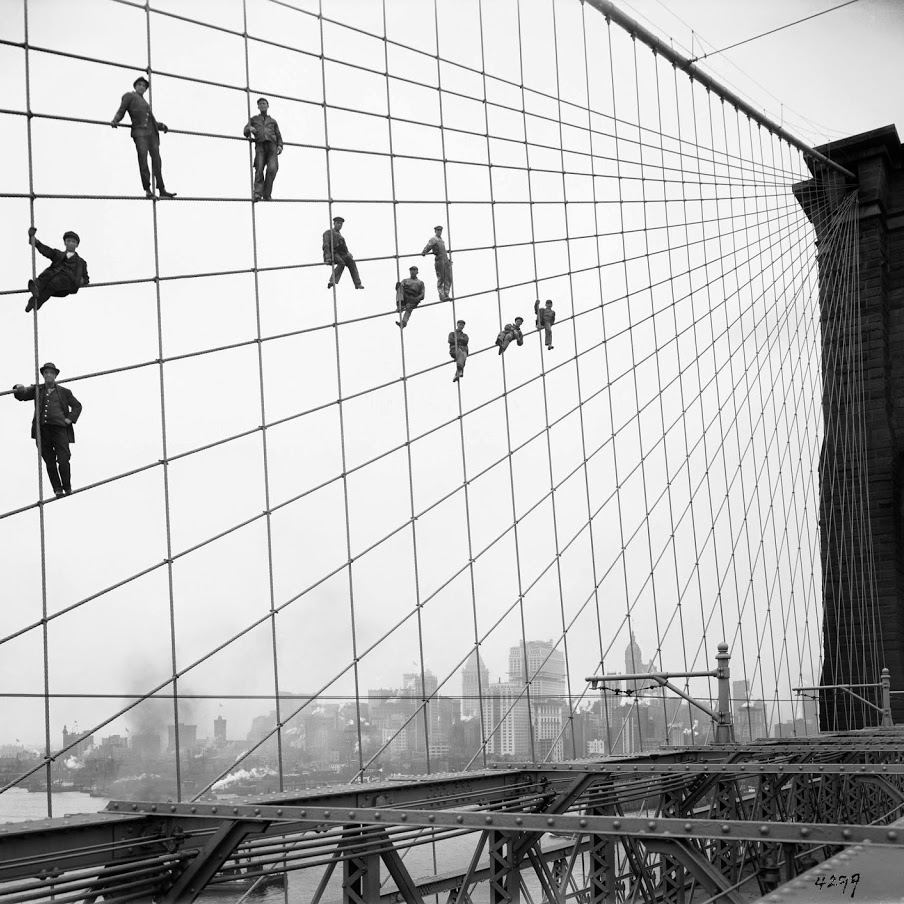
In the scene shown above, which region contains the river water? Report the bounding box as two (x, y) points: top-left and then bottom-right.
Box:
(0, 790), (560, 903)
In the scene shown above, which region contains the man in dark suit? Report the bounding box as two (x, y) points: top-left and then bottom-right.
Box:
(25, 227), (89, 313)
(13, 363), (83, 498)
(111, 75), (176, 199)
(322, 216), (364, 289)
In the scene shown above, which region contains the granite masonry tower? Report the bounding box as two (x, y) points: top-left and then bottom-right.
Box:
(795, 126), (904, 729)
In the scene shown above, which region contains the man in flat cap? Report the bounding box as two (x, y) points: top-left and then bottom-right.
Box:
(534, 298), (555, 350)
(25, 227), (89, 313)
(111, 76), (177, 199)
(13, 363), (82, 499)
(395, 265), (425, 328)
(323, 216), (363, 290)
(422, 225), (453, 301)
(448, 319), (469, 382)
(243, 97), (283, 201)
(496, 316), (524, 355)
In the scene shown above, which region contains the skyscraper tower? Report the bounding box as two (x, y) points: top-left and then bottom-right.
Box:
(461, 651), (489, 720)
(625, 633), (645, 695)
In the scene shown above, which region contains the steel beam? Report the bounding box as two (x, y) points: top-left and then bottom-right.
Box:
(112, 799), (904, 847)
(159, 818), (268, 903)
(645, 838), (747, 904)
(584, 0), (856, 179)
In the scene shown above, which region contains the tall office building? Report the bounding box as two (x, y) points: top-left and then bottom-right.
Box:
(461, 650), (489, 720)
(508, 640), (566, 699)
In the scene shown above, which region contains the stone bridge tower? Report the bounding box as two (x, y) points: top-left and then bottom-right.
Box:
(795, 126), (904, 729)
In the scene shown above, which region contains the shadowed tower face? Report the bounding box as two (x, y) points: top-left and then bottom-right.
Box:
(795, 126), (904, 730)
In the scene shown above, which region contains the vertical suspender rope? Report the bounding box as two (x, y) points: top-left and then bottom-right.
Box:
(432, 0), (490, 768)
(749, 118), (787, 734)
(604, 16), (647, 752)
(729, 106), (768, 739)
(382, 0), (433, 780)
(545, 0), (581, 761)
(773, 134), (815, 725)
(652, 54), (699, 747)
(241, 0), (285, 792)
(143, 0), (182, 800)
(628, 35), (671, 742)
(475, 0), (531, 764)
(23, 0), (53, 819)
(670, 63), (714, 742)
(766, 134), (813, 731)
(578, 0), (617, 756)
(510, 0), (544, 765)
(317, 0), (365, 777)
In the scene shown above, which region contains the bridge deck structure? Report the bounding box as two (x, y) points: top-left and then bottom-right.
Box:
(2, 727), (903, 903)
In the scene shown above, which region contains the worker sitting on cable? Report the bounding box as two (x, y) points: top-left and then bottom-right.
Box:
(395, 266), (425, 328)
(12, 363), (82, 499)
(24, 227), (89, 313)
(448, 319), (469, 383)
(110, 76), (177, 199)
(534, 298), (555, 350)
(243, 97), (283, 201)
(422, 225), (453, 301)
(323, 216), (364, 290)
(495, 317), (524, 355)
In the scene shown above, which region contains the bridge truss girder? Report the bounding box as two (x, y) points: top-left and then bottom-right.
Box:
(2, 729), (904, 903)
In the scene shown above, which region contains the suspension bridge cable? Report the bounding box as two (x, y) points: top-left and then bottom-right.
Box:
(686, 0), (862, 64)
(0, 0), (877, 806)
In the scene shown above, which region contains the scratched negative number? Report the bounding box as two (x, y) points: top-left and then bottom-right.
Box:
(813, 874), (861, 899)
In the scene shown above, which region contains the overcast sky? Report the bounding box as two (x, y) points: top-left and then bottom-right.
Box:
(0, 0), (896, 785)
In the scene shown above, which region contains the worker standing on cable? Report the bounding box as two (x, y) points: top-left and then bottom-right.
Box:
(448, 319), (469, 382)
(12, 363), (82, 499)
(24, 227), (89, 313)
(534, 299), (555, 350)
(243, 97), (283, 201)
(422, 225), (453, 301)
(395, 265), (425, 328)
(495, 317), (524, 355)
(110, 76), (177, 199)
(323, 216), (364, 290)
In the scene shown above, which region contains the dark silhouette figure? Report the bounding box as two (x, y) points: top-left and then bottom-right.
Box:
(496, 317), (524, 354)
(449, 320), (469, 382)
(111, 76), (176, 199)
(535, 298), (555, 350)
(13, 363), (82, 498)
(395, 266), (426, 328)
(323, 216), (363, 289)
(244, 97), (283, 200)
(422, 225), (453, 301)
(25, 227), (89, 313)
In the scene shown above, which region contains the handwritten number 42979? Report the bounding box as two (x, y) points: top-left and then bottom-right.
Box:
(813, 874), (860, 899)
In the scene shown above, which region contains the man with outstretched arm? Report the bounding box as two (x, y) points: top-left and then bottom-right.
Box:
(244, 97), (283, 200)
(535, 298), (556, 350)
(25, 227), (89, 313)
(13, 363), (82, 499)
(395, 265), (425, 328)
(111, 75), (176, 199)
(323, 216), (364, 290)
(448, 319), (469, 382)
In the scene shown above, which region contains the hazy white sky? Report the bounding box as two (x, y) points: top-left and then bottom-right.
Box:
(0, 0), (891, 780)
